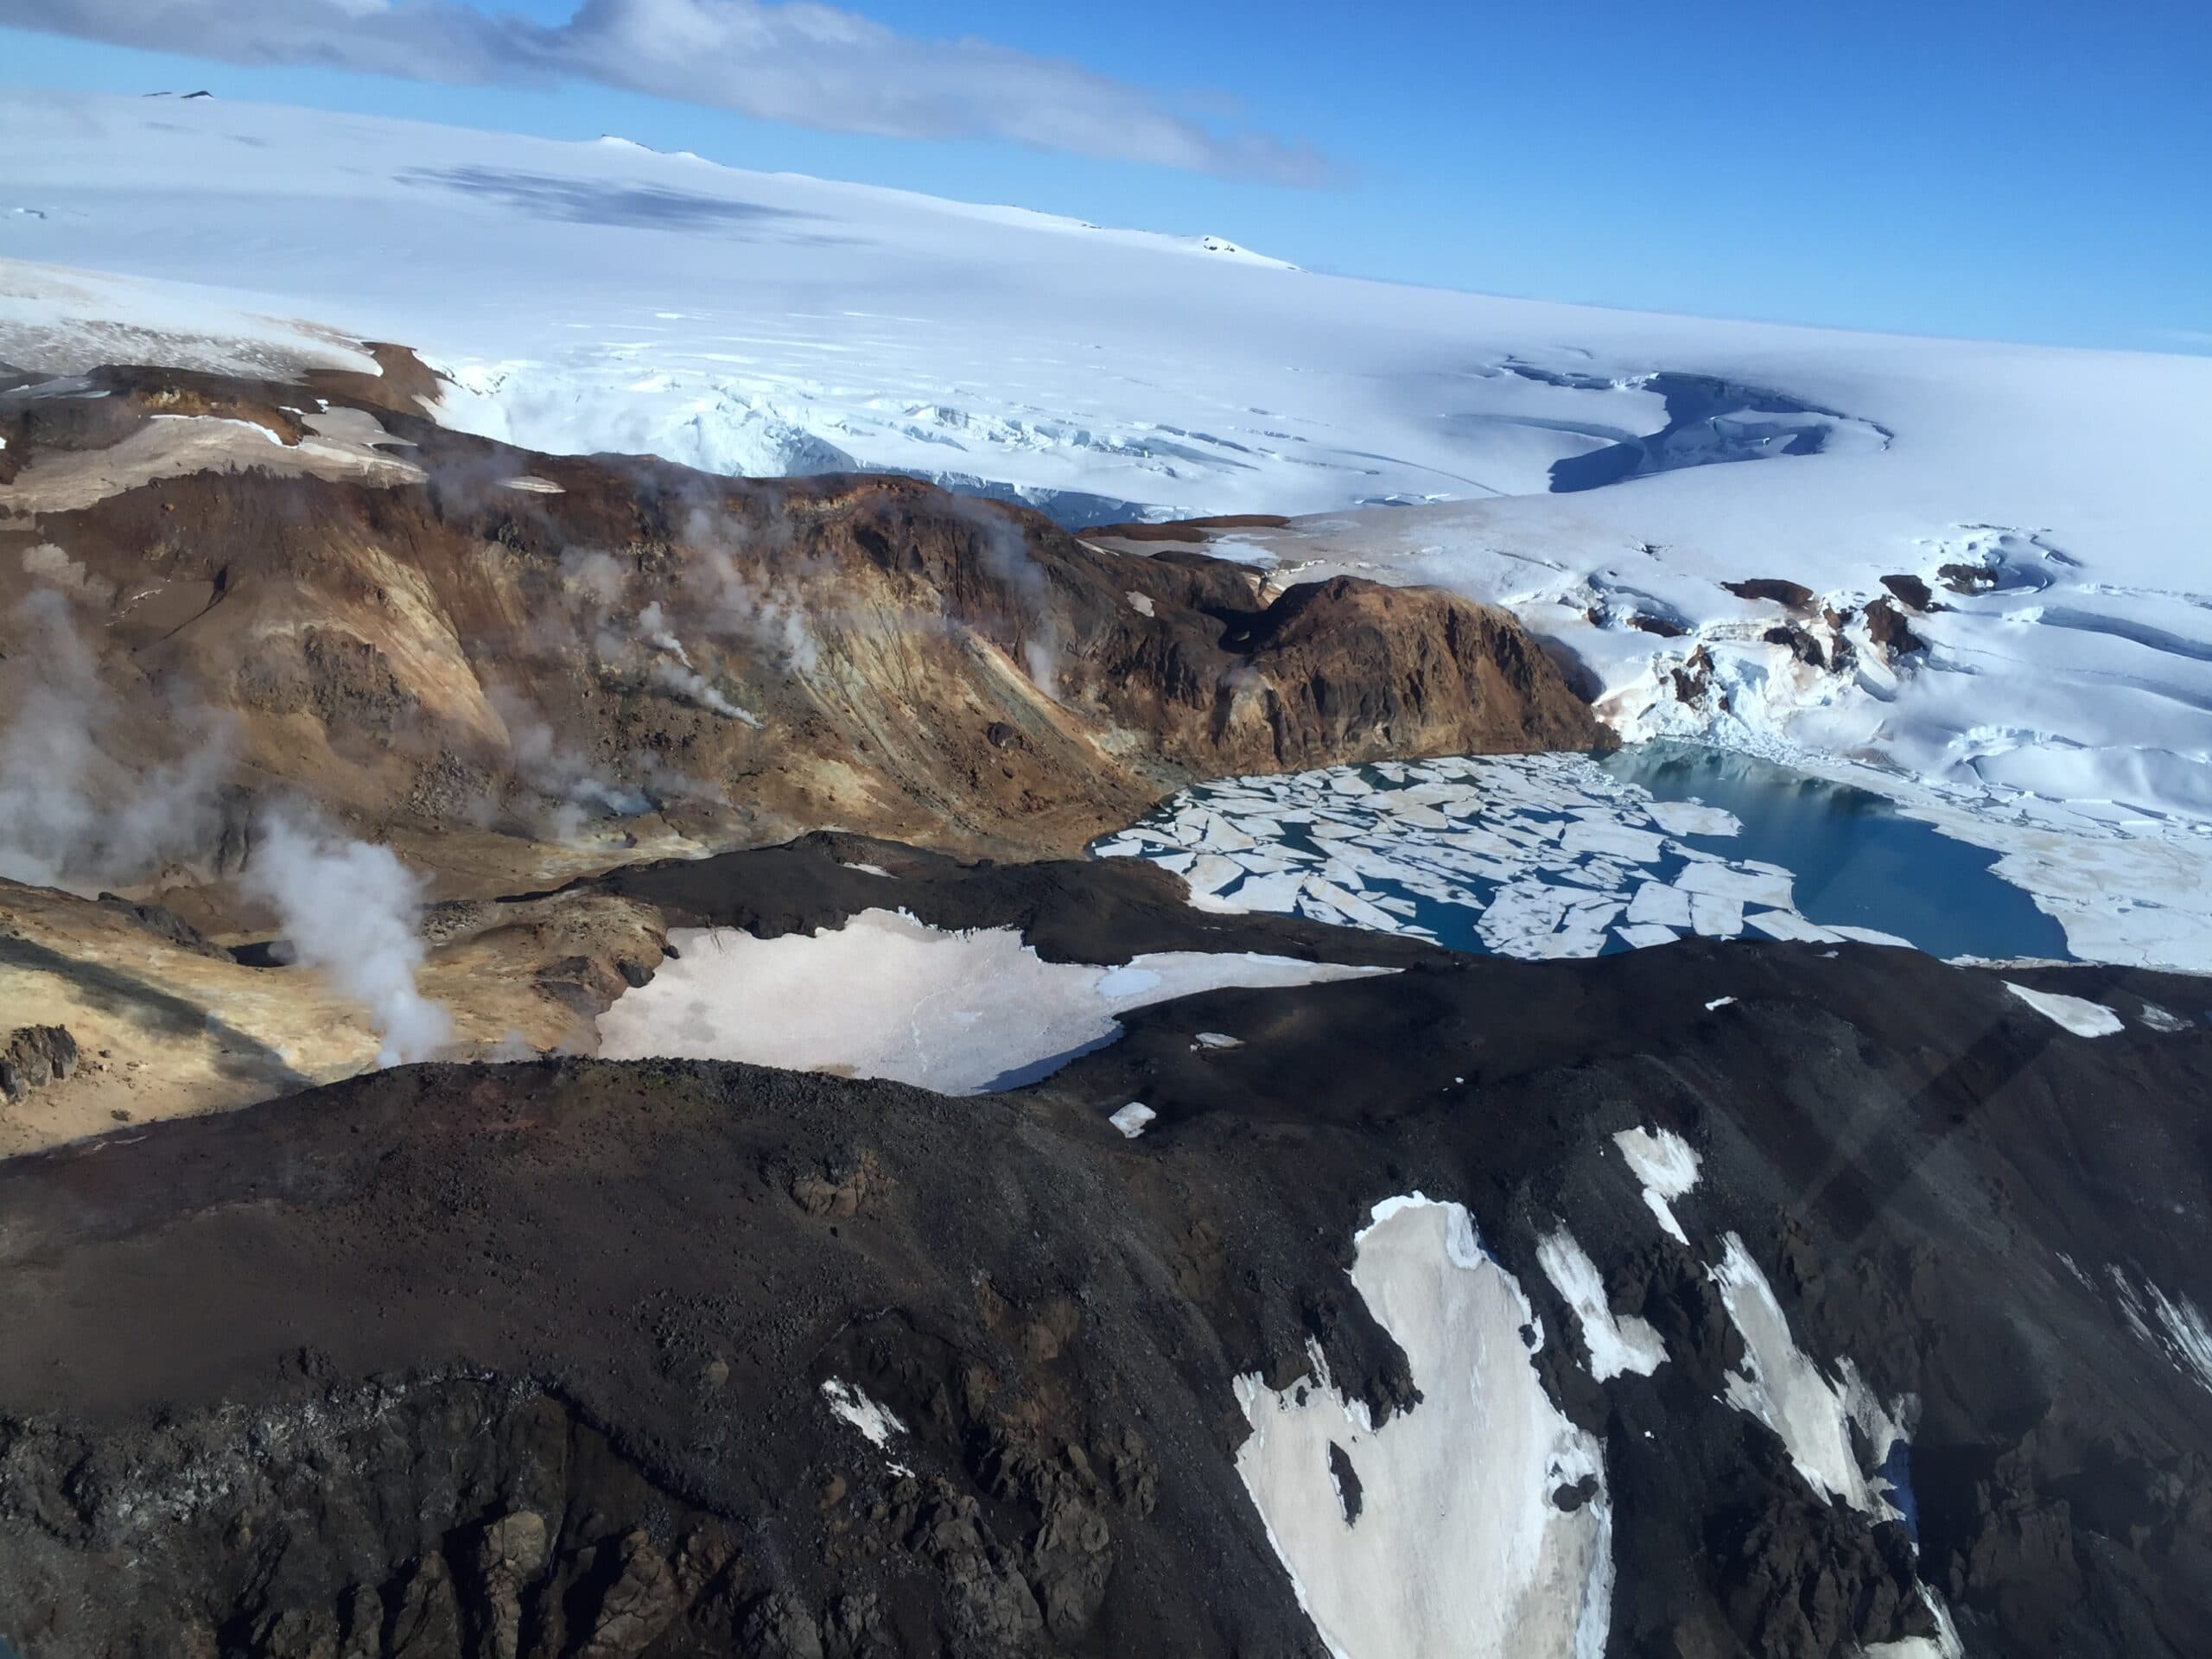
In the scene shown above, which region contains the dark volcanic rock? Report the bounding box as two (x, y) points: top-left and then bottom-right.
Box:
(1863, 596), (1928, 660)
(1878, 574), (1939, 613)
(0, 1024), (78, 1101)
(1762, 623), (1828, 669)
(1936, 562), (2000, 596)
(1725, 578), (1820, 610)
(0, 906), (2206, 1657)
(578, 830), (1434, 969)
(92, 891), (228, 957)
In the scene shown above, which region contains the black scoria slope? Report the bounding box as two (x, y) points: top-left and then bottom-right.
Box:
(0, 868), (2206, 1659)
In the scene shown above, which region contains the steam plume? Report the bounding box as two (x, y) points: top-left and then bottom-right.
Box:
(243, 811), (454, 1066)
(0, 589), (234, 890)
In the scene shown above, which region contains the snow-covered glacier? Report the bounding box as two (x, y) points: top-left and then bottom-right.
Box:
(3, 89), (2209, 967)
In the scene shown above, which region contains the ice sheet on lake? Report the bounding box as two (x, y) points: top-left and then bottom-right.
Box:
(1096, 752), (1860, 962)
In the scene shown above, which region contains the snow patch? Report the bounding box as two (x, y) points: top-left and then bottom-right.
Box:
(1613, 1127), (1701, 1248)
(1233, 1196), (1611, 1659)
(594, 912), (1390, 1094)
(1536, 1229), (1668, 1382)
(820, 1379), (906, 1450)
(1709, 1234), (1909, 1517)
(2004, 981), (2126, 1038)
(1108, 1101), (1157, 1138)
(2109, 1268), (2212, 1395)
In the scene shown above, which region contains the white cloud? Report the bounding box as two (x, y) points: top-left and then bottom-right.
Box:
(2, 0), (1329, 183)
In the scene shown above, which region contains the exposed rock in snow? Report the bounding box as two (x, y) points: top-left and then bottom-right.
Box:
(2004, 982), (2126, 1038)
(594, 912), (1391, 1093)
(1233, 1197), (1611, 1659)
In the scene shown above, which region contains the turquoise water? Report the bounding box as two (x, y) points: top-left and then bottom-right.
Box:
(1599, 742), (2074, 961)
(1097, 742), (2075, 963)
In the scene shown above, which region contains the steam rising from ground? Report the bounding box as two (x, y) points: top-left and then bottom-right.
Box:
(243, 811), (453, 1065)
(950, 497), (1062, 697)
(0, 588), (235, 890)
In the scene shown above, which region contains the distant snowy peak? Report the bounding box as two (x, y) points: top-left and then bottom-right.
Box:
(588, 128), (1294, 266)
(1194, 233), (1298, 268)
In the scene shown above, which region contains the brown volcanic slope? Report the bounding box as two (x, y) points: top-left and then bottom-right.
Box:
(0, 361), (1603, 913)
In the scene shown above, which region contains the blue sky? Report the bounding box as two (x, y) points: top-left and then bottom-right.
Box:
(3, 0), (2207, 352)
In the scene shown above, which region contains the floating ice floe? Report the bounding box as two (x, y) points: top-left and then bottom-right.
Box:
(1612, 1127), (1702, 1248)
(1233, 1197), (1612, 1659)
(1096, 753), (1902, 961)
(2003, 982), (2126, 1038)
(594, 911), (1392, 1093)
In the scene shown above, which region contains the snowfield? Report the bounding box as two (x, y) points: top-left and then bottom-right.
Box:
(1233, 1197), (1613, 1659)
(592, 912), (1389, 1092)
(3, 90), (2209, 967)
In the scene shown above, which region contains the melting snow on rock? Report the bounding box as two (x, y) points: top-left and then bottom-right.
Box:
(1232, 1196), (1612, 1659)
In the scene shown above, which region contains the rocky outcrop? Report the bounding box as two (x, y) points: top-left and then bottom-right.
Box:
(1862, 594), (1928, 661)
(1724, 577), (1820, 609)
(0, 1024), (76, 1101)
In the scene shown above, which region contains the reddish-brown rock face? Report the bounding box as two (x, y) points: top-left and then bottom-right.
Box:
(1, 365), (1604, 894)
